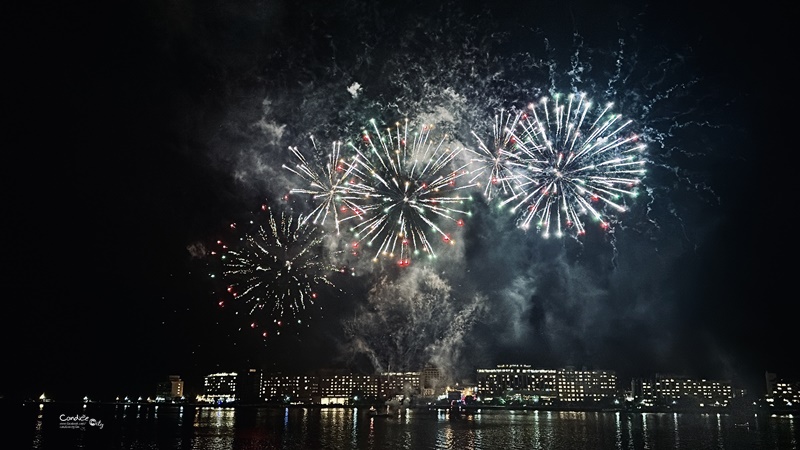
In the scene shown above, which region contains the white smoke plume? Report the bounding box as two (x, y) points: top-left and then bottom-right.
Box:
(341, 265), (485, 383)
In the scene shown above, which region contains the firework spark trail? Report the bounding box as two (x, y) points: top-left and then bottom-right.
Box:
(212, 204), (339, 337)
(466, 109), (530, 201)
(552, 33), (725, 264)
(282, 137), (362, 235)
(616, 55), (721, 243)
(339, 118), (476, 266)
(497, 92), (646, 238)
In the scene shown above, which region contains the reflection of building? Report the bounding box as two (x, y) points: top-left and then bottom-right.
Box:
(198, 372), (238, 404)
(637, 374), (732, 407)
(765, 372), (799, 408)
(155, 375), (184, 402)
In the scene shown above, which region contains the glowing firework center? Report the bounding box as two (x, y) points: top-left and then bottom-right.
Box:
(333, 118), (473, 266)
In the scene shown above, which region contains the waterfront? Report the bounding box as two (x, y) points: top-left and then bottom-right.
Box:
(18, 403), (799, 449)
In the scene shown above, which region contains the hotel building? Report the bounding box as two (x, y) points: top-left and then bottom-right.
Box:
(637, 374), (732, 407)
(378, 372), (420, 399)
(319, 373), (379, 405)
(476, 365), (617, 404)
(262, 374), (319, 403)
(155, 375), (184, 402)
(198, 372), (238, 404)
(765, 372), (800, 408)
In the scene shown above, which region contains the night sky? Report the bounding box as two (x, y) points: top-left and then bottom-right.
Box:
(7, 0), (784, 402)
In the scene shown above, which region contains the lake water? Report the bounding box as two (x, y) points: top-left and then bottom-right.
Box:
(17, 402), (799, 449)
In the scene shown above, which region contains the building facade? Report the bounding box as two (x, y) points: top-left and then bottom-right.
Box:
(420, 366), (443, 398)
(155, 375), (184, 402)
(765, 372), (799, 409)
(476, 365), (617, 405)
(637, 374), (732, 408)
(319, 373), (379, 405)
(198, 372), (238, 404)
(556, 368), (617, 404)
(262, 374), (319, 403)
(238, 368), (263, 404)
(378, 372), (420, 400)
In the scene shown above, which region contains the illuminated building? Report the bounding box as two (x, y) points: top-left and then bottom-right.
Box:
(476, 365), (558, 404)
(262, 374), (319, 403)
(476, 365), (616, 405)
(198, 372), (238, 404)
(155, 375), (184, 402)
(556, 368), (617, 404)
(378, 372), (420, 399)
(765, 372), (799, 409)
(639, 374), (732, 407)
(319, 373), (379, 405)
(420, 366), (443, 398)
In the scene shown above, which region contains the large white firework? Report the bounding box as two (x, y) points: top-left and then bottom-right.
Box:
(465, 109), (529, 201)
(282, 137), (359, 235)
(340, 118), (476, 266)
(502, 92), (647, 238)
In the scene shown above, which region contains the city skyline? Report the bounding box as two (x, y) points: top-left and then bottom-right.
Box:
(6, 0), (783, 407)
(28, 364), (800, 418)
(25, 362), (799, 405)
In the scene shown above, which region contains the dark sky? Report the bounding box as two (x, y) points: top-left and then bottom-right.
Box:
(7, 0), (784, 402)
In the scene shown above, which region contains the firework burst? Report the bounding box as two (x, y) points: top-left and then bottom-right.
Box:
(466, 109), (529, 201)
(282, 137), (359, 235)
(501, 92), (647, 238)
(340, 118), (475, 266)
(211, 204), (340, 337)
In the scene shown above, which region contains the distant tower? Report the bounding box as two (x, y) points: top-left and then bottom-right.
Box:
(155, 375), (184, 402)
(765, 371), (777, 397)
(238, 368), (264, 403)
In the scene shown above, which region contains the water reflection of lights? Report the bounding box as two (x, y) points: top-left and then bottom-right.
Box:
(193, 406), (236, 428)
